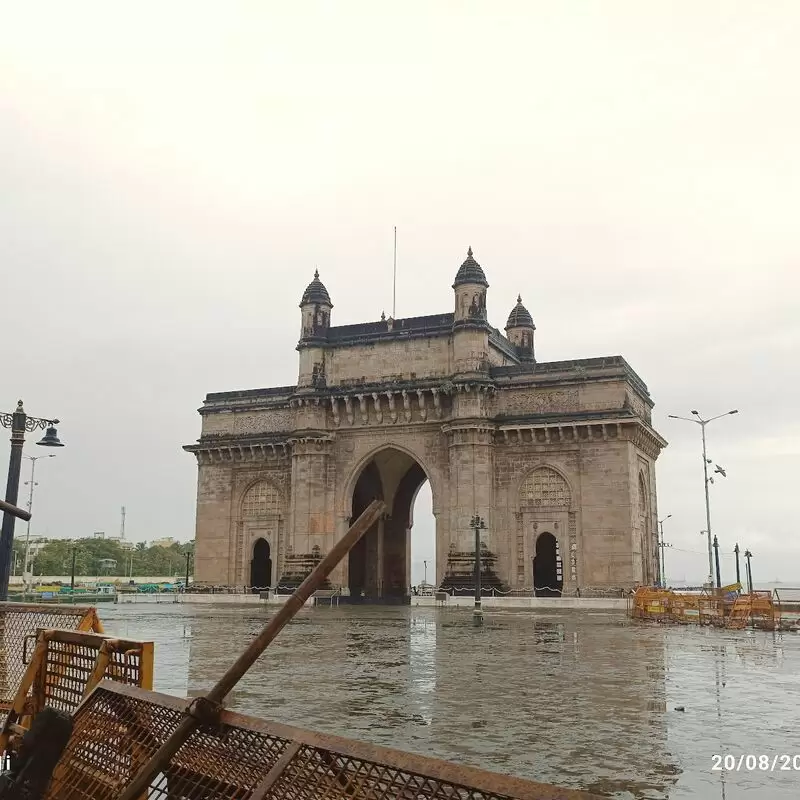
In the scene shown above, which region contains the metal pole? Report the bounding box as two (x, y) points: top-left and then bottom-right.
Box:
(713, 535), (721, 589)
(423, 559), (427, 586)
(744, 550), (753, 593)
(474, 518), (482, 615)
(734, 543), (741, 587)
(70, 548), (76, 591)
(0, 404), (26, 601)
(118, 499), (387, 800)
(701, 423), (713, 585)
(185, 550), (190, 588)
(22, 457), (38, 596)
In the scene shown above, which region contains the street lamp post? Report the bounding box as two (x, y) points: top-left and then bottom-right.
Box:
(712, 535), (721, 589)
(658, 515), (672, 587)
(668, 409), (737, 586)
(22, 453), (57, 598)
(423, 560), (427, 586)
(470, 514), (486, 621)
(184, 548), (192, 589)
(734, 543), (741, 587)
(744, 549), (753, 593)
(0, 401), (64, 601)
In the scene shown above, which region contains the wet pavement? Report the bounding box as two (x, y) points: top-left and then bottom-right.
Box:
(100, 603), (800, 799)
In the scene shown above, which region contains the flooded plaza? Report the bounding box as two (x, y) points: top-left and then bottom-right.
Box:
(100, 603), (800, 799)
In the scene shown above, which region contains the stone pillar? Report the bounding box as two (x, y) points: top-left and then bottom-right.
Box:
(441, 422), (504, 593)
(280, 435), (334, 589)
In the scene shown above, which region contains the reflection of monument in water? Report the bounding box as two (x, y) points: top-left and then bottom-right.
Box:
(426, 614), (678, 797)
(184, 607), (678, 796)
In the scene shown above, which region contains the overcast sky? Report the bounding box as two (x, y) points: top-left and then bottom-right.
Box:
(2, 2), (797, 586)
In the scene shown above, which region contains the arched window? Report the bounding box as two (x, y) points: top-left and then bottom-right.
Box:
(638, 473), (648, 518)
(241, 481), (282, 518)
(520, 467), (571, 509)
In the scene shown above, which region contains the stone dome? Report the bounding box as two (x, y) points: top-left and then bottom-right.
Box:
(300, 270), (332, 307)
(452, 247), (489, 288)
(505, 295), (535, 329)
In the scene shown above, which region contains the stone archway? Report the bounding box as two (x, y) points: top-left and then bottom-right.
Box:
(250, 538), (272, 592)
(533, 532), (563, 597)
(347, 447), (430, 604)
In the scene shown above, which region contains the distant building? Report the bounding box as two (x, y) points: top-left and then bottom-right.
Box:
(150, 537), (176, 548)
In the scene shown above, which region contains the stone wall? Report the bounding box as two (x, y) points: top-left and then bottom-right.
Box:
(325, 336), (453, 385)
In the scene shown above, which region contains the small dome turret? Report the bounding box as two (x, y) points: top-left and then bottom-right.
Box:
(504, 294), (536, 363)
(505, 295), (535, 330)
(452, 247), (489, 289)
(300, 269), (332, 307)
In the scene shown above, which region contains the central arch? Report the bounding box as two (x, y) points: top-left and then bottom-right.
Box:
(347, 447), (432, 604)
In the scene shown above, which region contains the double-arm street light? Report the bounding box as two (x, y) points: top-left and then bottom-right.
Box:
(668, 409), (738, 586)
(0, 401), (64, 600)
(22, 453), (57, 596)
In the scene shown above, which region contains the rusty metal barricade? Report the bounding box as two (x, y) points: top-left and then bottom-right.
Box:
(0, 628), (153, 755)
(44, 681), (601, 800)
(0, 604), (103, 725)
(726, 591), (779, 630)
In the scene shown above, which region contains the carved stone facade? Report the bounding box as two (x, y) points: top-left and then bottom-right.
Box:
(185, 248), (667, 598)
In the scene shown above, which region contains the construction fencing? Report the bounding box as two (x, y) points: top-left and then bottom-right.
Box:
(0, 603), (103, 725)
(44, 682), (601, 800)
(628, 587), (782, 630)
(0, 628), (154, 755)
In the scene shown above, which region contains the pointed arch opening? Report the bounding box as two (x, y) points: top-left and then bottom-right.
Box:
(533, 532), (563, 597)
(250, 538), (272, 592)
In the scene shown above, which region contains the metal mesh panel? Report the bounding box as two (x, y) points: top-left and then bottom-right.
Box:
(0, 603), (101, 720)
(46, 683), (601, 800)
(39, 631), (151, 716)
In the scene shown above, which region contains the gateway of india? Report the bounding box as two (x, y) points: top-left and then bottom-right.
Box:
(185, 248), (667, 599)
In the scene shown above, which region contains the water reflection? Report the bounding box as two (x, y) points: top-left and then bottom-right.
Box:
(99, 604), (800, 799)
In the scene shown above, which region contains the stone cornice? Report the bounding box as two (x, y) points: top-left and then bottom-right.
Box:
(495, 416), (667, 457)
(183, 436), (292, 465)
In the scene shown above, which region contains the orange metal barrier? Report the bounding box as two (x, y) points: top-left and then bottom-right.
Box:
(44, 682), (602, 800)
(629, 587), (780, 630)
(0, 603), (103, 725)
(0, 628), (153, 755)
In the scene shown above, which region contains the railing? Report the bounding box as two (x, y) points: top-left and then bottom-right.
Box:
(0, 628), (154, 755)
(0, 603), (103, 725)
(180, 584), (609, 597)
(44, 682), (602, 800)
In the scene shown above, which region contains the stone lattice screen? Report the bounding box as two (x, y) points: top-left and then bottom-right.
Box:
(46, 682), (602, 800)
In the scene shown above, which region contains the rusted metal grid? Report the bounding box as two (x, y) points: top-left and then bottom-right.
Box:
(0, 628), (154, 753)
(0, 603), (103, 723)
(46, 682), (601, 800)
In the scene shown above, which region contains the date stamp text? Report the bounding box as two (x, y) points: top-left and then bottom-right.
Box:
(712, 755), (800, 772)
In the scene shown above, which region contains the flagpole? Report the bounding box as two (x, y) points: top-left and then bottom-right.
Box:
(392, 226), (397, 318)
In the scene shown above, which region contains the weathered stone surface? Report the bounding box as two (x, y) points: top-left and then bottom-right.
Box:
(185, 252), (667, 598)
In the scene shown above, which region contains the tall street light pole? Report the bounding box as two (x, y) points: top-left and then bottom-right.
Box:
(668, 409), (737, 586)
(470, 514), (486, 622)
(744, 549), (753, 593)
(658, 514), (672, 587)
(734, 543), (741, 587)
(22, 453), (57, 596)
(0, 401), (64, 600)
